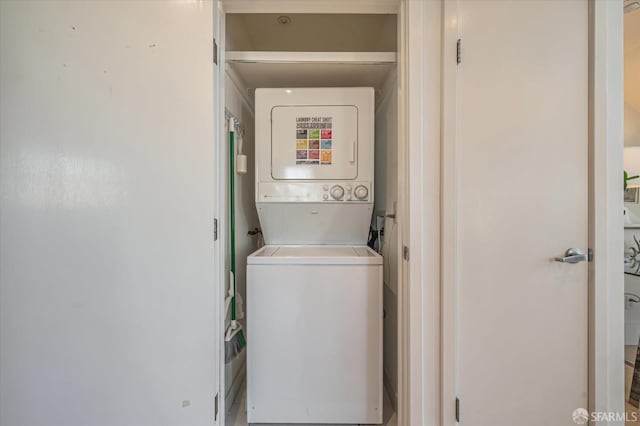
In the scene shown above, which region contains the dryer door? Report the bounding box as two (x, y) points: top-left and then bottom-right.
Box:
(271, 105), (358, 180)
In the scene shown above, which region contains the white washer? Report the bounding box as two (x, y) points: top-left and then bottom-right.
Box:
(247, 245), (382, 424)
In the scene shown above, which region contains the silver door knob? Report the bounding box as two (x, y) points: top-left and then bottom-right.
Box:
(554, 248), (588, 264)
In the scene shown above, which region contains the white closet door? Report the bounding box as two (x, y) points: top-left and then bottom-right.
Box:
(0, 2), (219, 425)
(456, 0), (589, 424)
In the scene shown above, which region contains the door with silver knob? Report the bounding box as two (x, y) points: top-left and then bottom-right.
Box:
(454, 0), (589, 424)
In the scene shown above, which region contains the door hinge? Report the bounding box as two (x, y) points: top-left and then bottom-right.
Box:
(213, 38), (218, 65)
(455, 397), (460, 422)
(403, 246), (409, 261)
(588, 248), (593, 262)
(214, 393), (219, 421)
(456, 39), (462, 65)
(214, 218), (218, 241)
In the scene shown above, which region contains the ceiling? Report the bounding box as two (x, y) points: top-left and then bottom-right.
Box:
(626, 4), (640, 111)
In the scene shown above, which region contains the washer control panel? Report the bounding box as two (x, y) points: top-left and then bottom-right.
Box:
(325, 183), (369, 202)
(258, 181), (371, 203)
(330, 185), (345, 200)
(354, 185), (369, 200)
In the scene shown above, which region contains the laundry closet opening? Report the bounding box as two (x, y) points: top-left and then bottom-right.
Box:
(219, 12), (400, 425)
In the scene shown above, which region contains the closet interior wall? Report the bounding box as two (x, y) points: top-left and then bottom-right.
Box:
(375, 68), (399, 407)
(223, 70), (258, 413)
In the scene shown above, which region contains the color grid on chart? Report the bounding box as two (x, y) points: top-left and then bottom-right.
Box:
(295, 126), (332, 165)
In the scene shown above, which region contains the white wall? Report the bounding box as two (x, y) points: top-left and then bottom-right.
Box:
(374, 70), (398, 405)
(626, 102), (640, 147)
(0, 1), (219, 425)
(223, 71), (259, 409)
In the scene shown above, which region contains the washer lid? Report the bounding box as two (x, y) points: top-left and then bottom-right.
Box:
(248, 245), (382, 265)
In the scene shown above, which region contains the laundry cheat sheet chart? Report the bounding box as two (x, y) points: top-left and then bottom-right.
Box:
(296, 116), (333, 165)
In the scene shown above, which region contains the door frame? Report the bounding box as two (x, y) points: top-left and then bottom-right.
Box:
(216, 1), (406, 425)
(431, 0), (624, 425)
(214, 1), (227, 425)
(587, 0), (624, 421)
(398, 0), (443, 425)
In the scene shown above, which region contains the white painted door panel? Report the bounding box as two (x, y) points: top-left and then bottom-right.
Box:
(0, 2), (218, 425)
(456, 1), (588, 424)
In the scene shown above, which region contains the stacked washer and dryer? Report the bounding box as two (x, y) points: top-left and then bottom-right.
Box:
(247, 87), (383, 424)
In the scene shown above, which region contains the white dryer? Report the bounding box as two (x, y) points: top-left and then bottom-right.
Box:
(247, 88), (382, 424)
(254, 87), (375, 245)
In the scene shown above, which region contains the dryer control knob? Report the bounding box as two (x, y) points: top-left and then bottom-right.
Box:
(354, 185), (368, 200)
(323, 194), (329, 200)
(330, 185), (345, 200)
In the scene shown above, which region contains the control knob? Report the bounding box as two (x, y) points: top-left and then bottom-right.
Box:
(354, 185), (368, 200)
(330, 185), (345, 200)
